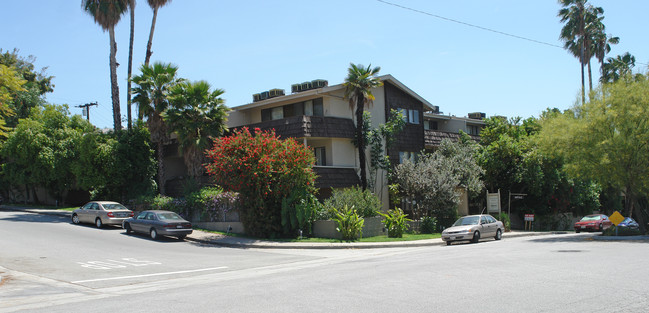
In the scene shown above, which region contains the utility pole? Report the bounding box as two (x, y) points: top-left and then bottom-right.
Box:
(77, 102), (98, 122)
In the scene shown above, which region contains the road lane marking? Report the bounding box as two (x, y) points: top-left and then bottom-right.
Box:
(71, 266), (228, 283)
(78, 258), (161, 270)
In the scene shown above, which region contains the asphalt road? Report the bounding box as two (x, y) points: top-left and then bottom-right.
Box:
(1, 210), (648, 313)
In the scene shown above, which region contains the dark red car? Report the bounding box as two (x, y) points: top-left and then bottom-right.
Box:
(574, 214), (612, 233)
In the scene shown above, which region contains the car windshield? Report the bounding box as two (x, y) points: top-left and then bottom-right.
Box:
(453, 216), (480, 226)
(622, 218), (634, 223)
(103, 203), (128, 211)
(581, 215), (602, 221)
(157, 213), (183, 221)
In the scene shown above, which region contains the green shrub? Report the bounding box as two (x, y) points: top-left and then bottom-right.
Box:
(149, 195), (189, 219)
(324, 186), (381, 219)
(281, 188), (323, 237)
(497, 212), (511, 231)
(205, 128), (317, 238)
(420, 215), (437, 234)
(333, 205), (364, 241)
(378, 208), (412, 238)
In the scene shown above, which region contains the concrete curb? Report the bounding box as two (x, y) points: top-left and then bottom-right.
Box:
(184, 229), (558, 249)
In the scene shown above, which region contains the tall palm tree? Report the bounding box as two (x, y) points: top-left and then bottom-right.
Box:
(131, 62), (182, 195)
(165, 81), (229, 179)
(144, 0), (172, 66)
(126, 0), (136, 130)
(343, 63), (382, 191)
(600, 52), (635, 84)
(558, 0), (603, 102)
(82, 0), (129, 131)
(591, 22), (619, 78)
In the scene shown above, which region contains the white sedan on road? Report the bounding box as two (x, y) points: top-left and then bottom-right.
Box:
(442, 214), (504, 245)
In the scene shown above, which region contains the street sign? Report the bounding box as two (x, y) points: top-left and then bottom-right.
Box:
(609, 211), (624, 226)
(524, 214), (534, 221)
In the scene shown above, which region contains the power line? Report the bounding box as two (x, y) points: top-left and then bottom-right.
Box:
(377, 0), (564, 49)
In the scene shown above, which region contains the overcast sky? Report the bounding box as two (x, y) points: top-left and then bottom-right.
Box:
(3, 0), (648, 129)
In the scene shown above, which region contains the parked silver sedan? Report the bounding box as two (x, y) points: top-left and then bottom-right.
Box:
(71, 201), (134, 228)
(122, 210), (193, 240)
(442, 214), (504, 245)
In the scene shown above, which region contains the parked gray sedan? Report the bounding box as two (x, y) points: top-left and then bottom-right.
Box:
(441, 214), (504, 245)
(71, 201), (134, 228)
(122, 210), (193, 240)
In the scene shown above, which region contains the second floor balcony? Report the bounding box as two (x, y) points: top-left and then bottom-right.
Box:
(243, 115), (356, 139)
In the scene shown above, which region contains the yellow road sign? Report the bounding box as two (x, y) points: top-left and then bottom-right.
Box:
(609, 211), (624, 226)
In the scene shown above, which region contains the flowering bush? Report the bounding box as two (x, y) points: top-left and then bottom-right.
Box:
(205, 127), (316, 238)
(204, 191), (239, 222)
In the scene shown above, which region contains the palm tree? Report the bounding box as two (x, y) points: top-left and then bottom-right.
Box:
(82, 0), (129, 131)
(131, 62), (182, 195)
(558, 0), (603, 102)
(165, 81), (229, 179)
(591, 22), (619, 78)
(144, 0), (172, 66)
(343, 63), (382, 191)
(126, 0), (136, 130)
(600, 52), (635, 84)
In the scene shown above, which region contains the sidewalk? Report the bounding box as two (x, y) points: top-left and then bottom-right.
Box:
(4, 205), (643, 249)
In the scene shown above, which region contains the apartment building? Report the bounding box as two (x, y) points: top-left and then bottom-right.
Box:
(225, 75), (486, 209)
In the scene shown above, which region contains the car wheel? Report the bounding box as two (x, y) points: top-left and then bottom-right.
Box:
(471, 231), (480, 243)
(177, 235), (186, 241)
(150, 228), (158, 240)
(599, 224), (603, 232)
(124, 223), (132, 234)
(446, 241), (452, 246)
(495, 229), (502, 240)
(95, 218), (103, 228)
(72, 214), (80, 225)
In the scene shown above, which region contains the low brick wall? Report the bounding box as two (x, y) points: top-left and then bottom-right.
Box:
(312, 216), (385, 239)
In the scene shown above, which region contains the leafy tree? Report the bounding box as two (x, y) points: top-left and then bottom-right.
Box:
(0, 49), (54, 128)
(74, 122), (156, 201)
(343, 63), (382, 191)
(364, 109), (405, 194)
(82, 0), (129, 131)
(144, 0), (172, 66)
(537, 75), (649, 228)
(165, 80), (229, 179)
(0, 64), (24, 138)
(131, 61), (182, 195)
(205, 128), (317, 238)
(1, 104), (92, 203)
(394, 138), (482, 223)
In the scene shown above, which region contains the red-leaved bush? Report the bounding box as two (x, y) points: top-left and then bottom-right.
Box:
(205, 127), (316, 238)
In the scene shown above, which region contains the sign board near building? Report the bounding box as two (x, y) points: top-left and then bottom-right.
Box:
(486, 190), (501, 214)
(524, 214), (535, 221)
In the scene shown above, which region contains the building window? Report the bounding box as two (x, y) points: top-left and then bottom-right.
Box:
(313, 147), (326, 166)
(409, 109), (420, 124)
(467, 125), (480, 135)
(424, 120), (438, 130)
(397, 108), (420, 124)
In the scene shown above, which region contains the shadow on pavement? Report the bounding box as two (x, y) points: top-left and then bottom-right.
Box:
(0, 210), (70, 224)
(528, 233), (649, 244)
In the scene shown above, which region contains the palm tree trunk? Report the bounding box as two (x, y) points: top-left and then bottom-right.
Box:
(126, 0), (135, 130)
(108, 26), (122, 131)
(587, 59), (593, 92)
(157, 141), (166, 195)
(356, 96), (367, 190)
(144, 7), (159, 67)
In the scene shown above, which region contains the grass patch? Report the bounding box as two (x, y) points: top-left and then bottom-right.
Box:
(195, 228), (441, 243)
